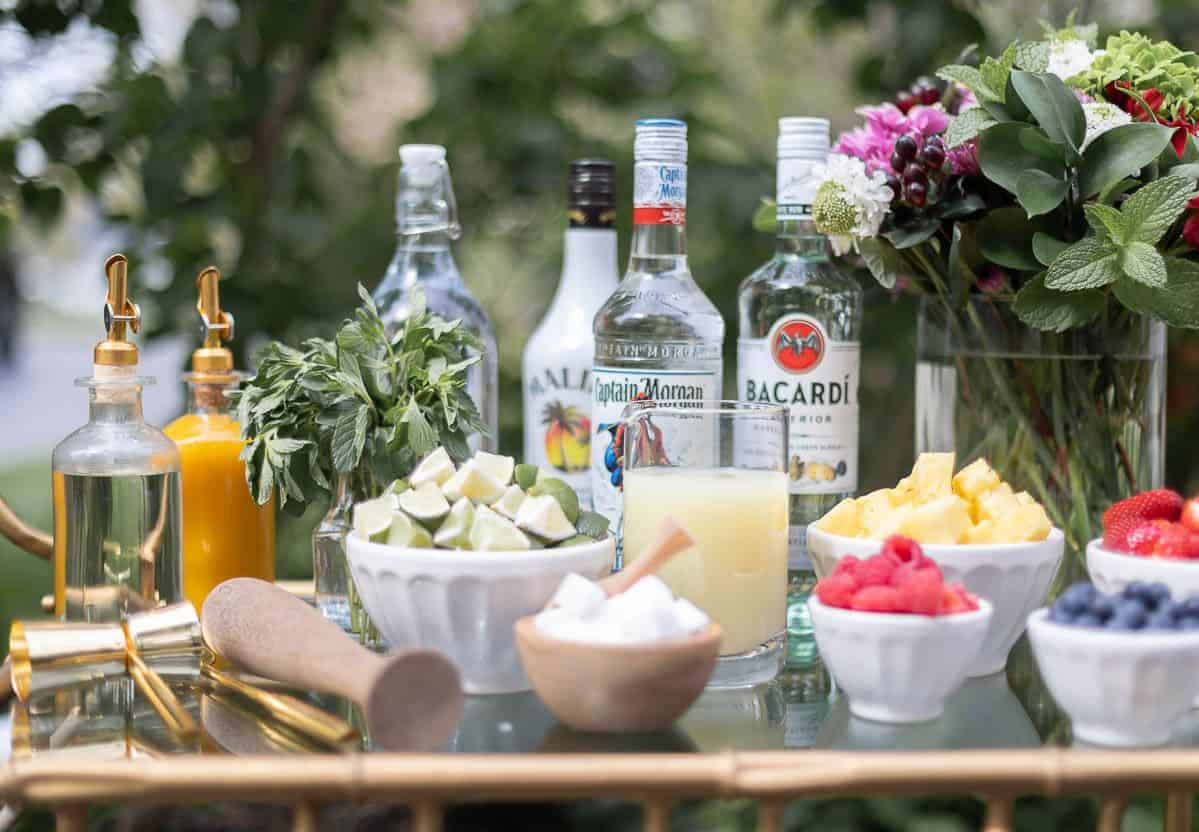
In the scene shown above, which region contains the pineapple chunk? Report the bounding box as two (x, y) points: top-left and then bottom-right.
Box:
(897, 494), (973, 544)
(814, 498), (861, 537)
(975, 483), (1020, 524)
(952, 458), (1002, 502)
(1014, 491), (1037, 507)
(1001, 503), (1052, 542)
(858, 490), (899, 538)
(895, 452), (956, 503)
(963, 519), (1001, 544)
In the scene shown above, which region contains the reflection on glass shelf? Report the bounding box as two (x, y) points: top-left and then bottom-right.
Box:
(678, 682), (786, 752)
(781, 661), (837, 750)
(449, 692), (557, 753)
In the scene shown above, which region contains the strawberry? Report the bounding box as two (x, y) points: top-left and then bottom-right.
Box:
(832, 555), (860, 577)
(893, 569), (943, 615)
(1102, 489), (1184, 551)
(1125, 519), (1166, 555)
(853, 553), (897, 587)
(880, 534), (924, 565)
(1153, 522), (1199, 559)
(850, 585), (903, 613)
(1182, 497), (1199, 533)
(815, 573), (858, 609)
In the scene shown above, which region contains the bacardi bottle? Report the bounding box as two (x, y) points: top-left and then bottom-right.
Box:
(737, 118), (861, 667)
(522, 160), (619, 508)
(592, 119), (724, 541)
(375, 144), (498, 450)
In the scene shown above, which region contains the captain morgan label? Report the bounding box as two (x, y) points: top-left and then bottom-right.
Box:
(632, 160), (686, 226)
(738, 316), (859, 495)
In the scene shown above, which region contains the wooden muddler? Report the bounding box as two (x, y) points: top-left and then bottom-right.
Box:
(201, 578), (464, 752)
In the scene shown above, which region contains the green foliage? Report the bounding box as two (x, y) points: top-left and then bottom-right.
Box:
(1071, 30), (1199, 120)
(1014, 274), (1105, 331)
(1077, 123), (1175, 197)
(233, 286), (484, 509)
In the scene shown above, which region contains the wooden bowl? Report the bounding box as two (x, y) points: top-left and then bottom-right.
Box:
(514, 616), (722, 733)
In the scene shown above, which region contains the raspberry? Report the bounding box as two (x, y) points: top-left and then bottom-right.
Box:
(1153, 522), (1199, 559)
(832, 555), (860, 577)
(853, 553), (897, 587)
(815, 573), (858, 609)
(1125, 520), (1165, 555)
(890, 559), (943, 588)
(879, 535), (924, 565)
(941, 584), (978, 614)
(1103, 489), (1184, 550)
(850, 585), (903, 613)
(1181, 497), (1199, 533)
(893, 569), (943, 615)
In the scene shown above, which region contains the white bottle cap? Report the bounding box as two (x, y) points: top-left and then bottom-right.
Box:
(778, 117), (830, 160)
(634, 118), (687, 163)
(400, 144), (448, 186)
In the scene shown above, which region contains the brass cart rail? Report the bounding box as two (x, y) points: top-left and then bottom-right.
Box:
(3, 749), (1197, 832)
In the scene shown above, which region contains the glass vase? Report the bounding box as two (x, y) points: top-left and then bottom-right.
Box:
(915, 296), (1166, 592)
(312, 472), (382, 647)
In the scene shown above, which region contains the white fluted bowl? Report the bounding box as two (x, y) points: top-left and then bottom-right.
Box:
(346, 533), (615, 694)
(807, 526), (1064, 676)
(808, 596), (992, 724)
(1027, 609), (1199, 746)
(1086, 538), (1199, 599)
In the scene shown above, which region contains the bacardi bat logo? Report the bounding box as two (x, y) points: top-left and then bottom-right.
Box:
(770, 317), (824, 373)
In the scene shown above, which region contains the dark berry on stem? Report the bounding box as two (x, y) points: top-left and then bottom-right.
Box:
(905, 182), (927, 206)
(919, 86), (941, 105)
(903, 164), (928, 186)
(884, 172), (901, 195)
(896, 92), (917, 113)
(895, 134), (919, 160)
(890, 152), (907, 173)
(918, 145), (946, 169)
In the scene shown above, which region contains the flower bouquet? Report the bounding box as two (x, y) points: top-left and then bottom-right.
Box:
(808, 22), (1199, 582)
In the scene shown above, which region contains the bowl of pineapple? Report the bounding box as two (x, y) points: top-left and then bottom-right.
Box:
(346, 447), (615, 694)
(808, 453), (1064, 677)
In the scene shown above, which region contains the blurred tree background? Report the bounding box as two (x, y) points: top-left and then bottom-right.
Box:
(1, 0), (1198, 826)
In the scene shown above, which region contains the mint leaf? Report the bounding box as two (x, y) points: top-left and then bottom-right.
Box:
(1044, 236), (1122, 290)
(1014, 41), (1050, 72)
(978, 206), (1050, 271)
(1120, 175), (1198, 245)
(1083, 203), (1126, 242)
(937, 64), (987, 98)
(1112, 258), (1199, 327)
(331, 404), (371, 473)
(752, 198), (777, 234)
(402, 398), (438, 458)
(1014, 273), (1106, 331)
(1010, 70), (1086, 152)
(945, 108), (995, 149)
(1078, 123), (1175, 198)
(979, 43), (1018, 102)
(1120, 241), (1168, 287)
(856, 237), (901, 289)
(1032, 232), (1068, 266)
(1015, 169), (1068, 217)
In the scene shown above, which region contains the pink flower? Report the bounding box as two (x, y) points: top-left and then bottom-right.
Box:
(946, 140), (980, 176)
(859, 103), (910, 135)
(907, 106), (950, 136)
(954, 87), (978, 113)
(833, 102), (952, 175)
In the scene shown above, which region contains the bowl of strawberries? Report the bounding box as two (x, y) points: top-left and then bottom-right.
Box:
(808, 536), (993, 724)
(1087, 490), (1199, 598)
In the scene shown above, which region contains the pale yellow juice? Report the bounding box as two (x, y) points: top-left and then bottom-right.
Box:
(622, 467), (788, 655)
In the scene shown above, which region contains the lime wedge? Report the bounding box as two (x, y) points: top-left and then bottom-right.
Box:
(472, 451), (515, 486)
(470, 505), (531, 551)
(528, 478), (580, 524)
(409, 447), (456, 489)
(384, 510), (434, 547)
(433, 497), (476, 549)
(397, 481), (450, 529)
(493, 484), (526, 520)
(384, 478), (409, 495)
(574, 510), (610, 540)
(556, 534), (595, 548)
(513, 463), (539, 490)
(352, 494), (399, 542)
(442, 460), (506, 505)
(515, 494), (576, 544)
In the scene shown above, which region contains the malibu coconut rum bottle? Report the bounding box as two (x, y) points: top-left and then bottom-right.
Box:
(522, 160), (619, 509)
(592, 119), (724, 544)
(375, 144), (498, 450)
(737, 118), (861, 668)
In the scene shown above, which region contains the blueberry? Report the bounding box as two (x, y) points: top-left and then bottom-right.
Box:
(1049, 605), (1076, 624)
(1181, 597), (1199, 618)
(1090, 595), (1115, 622)
(1180, 616), (1199, 631)
(1123, 581), (1169, 608)
(1074, 613), (1104, 628)
(1058, 583), (1097, 615)
(1145, 612), (1178, 630)
(1116, 598), (1148, 618)
(1109, 605), (1147, 630)
(1158, 600), (1184, 621)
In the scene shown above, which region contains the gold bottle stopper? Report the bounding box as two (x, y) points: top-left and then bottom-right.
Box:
(94, 253), (141, 368)
(191, 266), (236, 380)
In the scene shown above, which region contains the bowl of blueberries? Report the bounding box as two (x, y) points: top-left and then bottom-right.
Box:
(1027, 581), (1199, 747)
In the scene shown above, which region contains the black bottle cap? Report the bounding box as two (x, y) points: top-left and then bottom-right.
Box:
(568, 159), (615, 229)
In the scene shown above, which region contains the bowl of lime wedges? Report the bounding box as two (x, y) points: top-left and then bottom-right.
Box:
(346, 447), (615, 694)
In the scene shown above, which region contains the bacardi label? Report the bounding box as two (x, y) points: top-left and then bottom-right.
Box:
(776, 157), (821, 222)
(589, 366), (719, 532)
(633, 161), (686, 226)
(523, 363), (593, 507)
(738, 316), (859, 494)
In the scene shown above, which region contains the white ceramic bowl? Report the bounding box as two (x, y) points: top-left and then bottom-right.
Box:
(346, 533), (615, 694)
(807, 526), (1064, 677)
(1027, 609), (1199, 746)
(1086, 538), (1199, 599)
(807, 596), (992, 724)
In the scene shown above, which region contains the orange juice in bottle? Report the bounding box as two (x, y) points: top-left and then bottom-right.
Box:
(164, 267), (274, 609)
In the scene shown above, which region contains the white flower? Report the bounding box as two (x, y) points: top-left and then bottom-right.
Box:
(1082, 100), (1132, 149)
(811, 154), (893, 255)
(1047, 39), (1098, 80)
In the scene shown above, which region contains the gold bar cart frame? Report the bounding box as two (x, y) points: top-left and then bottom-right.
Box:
(3, 749), (1198, 832)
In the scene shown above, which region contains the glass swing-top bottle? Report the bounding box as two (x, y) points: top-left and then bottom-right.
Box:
(51, 254), (183, 621)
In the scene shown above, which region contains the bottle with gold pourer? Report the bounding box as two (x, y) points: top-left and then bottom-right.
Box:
(164, 267), (275, 609)
(51, 254), (183, 621)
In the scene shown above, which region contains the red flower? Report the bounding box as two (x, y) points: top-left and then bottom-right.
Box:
(1105, 82), (1197, 158)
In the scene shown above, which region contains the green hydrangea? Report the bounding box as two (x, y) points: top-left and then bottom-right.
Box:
(812, 181), (856, 236)
(1071, 31), (1199, 122)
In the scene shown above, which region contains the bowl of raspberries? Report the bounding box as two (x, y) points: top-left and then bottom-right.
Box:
(1088, 490), (1199, 598)
(808, 536), (992, 724)
(1028, 581), (1199, 747)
